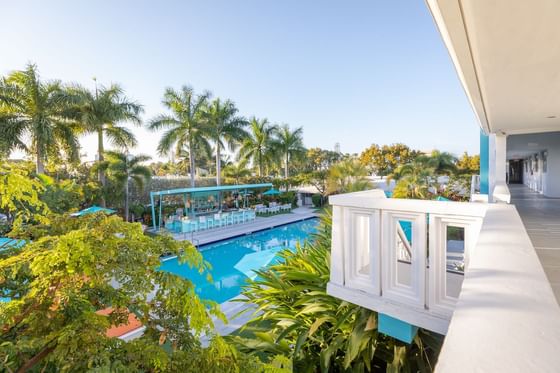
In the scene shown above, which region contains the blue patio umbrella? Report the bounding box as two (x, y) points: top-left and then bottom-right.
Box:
(263, 188), (281, 196)
(71, 205), (116, 217)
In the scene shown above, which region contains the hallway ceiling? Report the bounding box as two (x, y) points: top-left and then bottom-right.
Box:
(427, 0), (560, 136)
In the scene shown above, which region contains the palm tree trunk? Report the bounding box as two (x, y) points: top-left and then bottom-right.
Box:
(189, 139), (196, 187)
(124, 177), (129, 222)
(97, 129), (105, 184)
(258, 153), (263, 177)
(216, 144), (221, 186)
(97, 129), (107, 207)
(36, 147), (45, 174)
(285, 152), (289, 179)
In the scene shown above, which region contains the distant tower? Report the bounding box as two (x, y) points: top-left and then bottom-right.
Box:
(334, 142), (341, 154)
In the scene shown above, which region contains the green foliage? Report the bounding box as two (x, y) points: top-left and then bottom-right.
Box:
(0, 162), (50, 229)
(0, 214), (231, 371)
(456, 152), (480, 174)
(359, 144), (421, 176)
(303, 148), (343, 172)
(277, 191), (297, 207)
(311, 193), (323, 207)
(0, 64), (81, 174)
(95, 151), (152, 221)
(148, 86), (210, 187)
(271, 124), (305, 179)
(327, 159), (373, 195)
(238, 118), (277, 177)
(38, 175), (84, 214)
(230, 212), (443, 372)
(204, 97), (248, 186)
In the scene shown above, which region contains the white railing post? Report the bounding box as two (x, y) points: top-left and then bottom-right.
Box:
(381, 211), (427, 308)
(330, 205), (345, 287)
(328, 192), (487, 334)
(343, 207), (381, 295)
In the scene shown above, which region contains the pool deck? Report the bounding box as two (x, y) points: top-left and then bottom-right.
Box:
(167, 206), (319, 246)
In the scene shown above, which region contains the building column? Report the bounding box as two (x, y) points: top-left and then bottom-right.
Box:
(488, 133), (507, 202)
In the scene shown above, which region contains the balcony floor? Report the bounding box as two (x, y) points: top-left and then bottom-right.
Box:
(510, 184), (560, 303)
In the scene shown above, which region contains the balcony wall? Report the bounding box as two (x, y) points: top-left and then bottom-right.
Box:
(327, 189), (560, 372)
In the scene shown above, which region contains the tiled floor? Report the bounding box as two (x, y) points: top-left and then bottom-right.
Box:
(510, 184), (560, 303)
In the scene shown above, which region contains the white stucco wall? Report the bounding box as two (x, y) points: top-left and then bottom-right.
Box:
(507, 132), (560, 198)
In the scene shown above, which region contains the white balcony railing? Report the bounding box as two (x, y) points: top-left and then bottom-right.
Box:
(327, 190), (486, 334)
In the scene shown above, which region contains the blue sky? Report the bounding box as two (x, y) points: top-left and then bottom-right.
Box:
(1, 0), (479, 161)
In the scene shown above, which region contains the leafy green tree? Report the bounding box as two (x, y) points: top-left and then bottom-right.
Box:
(456, 152), (480, 174)
(96, 151), (151, 221)
(205, 98), (248, 186)
(238, 118), (277, 177)
(359, 143), (420, 176)
(0, 162), (50, 229)
(272, 124), (305, 179)
(232, 212), (443, 372)
(37, 174), (84, 214)
(148, 86), (210, 187)
(327, 159), (372, 195)
(0, 213), (268, 371)
(0, 64), (80, 174)
(70, 81), (143, 191)
(304, 148), (343, 172)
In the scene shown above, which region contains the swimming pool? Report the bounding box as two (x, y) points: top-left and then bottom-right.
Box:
(159, 218), (318, 303)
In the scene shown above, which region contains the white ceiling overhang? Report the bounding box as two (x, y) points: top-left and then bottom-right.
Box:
(426, 0), (560, 136)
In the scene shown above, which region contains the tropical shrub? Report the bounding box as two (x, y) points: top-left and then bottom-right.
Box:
(231, 211), (443, 372)
(278, 191), (297, 207)
(311, 193), (323, 208)
(38, 175), (84, 213)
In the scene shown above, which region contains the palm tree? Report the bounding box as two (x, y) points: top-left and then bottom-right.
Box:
(272, 124), (305, 179)
(175, 139), (213, 177)
(148, 86), (210, 187)
(70, 81), (142, 188)
(390, 159), (435, 199)
(205, 98), (248, 185)
(327, 159), (372, 195)
(223, 160), (251, 184)
(0, 64), (80, 173)
(425, 150), (458, 175)
(97, 151), (151, 221)
(238, 118), (276, 177)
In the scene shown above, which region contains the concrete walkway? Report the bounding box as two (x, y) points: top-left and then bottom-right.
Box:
(169, 206), (318, 246)
(510, 184), (560, 303)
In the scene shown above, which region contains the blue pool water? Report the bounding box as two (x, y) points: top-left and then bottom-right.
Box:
(159, 218), (318, 303)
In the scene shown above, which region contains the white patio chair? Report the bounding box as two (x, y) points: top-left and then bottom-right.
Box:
(198, 216), (208, 230)
(214, 213), (223, 227)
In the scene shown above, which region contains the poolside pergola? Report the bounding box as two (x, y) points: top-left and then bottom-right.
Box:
(149, 183), (273, 231)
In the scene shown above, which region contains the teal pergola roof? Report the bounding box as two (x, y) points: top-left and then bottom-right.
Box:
(149, 183), (273, 197)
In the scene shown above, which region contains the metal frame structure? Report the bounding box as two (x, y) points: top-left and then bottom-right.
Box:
(149, 183), (273, 231)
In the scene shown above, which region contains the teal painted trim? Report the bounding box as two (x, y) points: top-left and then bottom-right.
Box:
(150, 183), (273, 197)
(398, 220), (412, 243)
(378, 313), (418, 344)
(480, 130), (490, 194)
